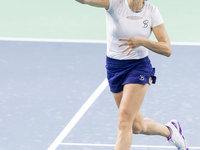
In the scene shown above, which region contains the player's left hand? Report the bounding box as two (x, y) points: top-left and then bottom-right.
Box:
(118, 37), (145, 55)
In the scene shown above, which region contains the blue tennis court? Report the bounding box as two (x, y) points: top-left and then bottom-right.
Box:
(0, 39), (200, 150)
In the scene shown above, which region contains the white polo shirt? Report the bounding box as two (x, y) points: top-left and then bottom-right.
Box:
(105, 0), (164, 60)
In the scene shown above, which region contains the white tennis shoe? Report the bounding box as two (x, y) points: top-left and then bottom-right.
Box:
(165, 120), (189, 150)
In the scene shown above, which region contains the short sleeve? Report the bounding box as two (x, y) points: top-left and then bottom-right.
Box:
(106, 0), (114, 12)
(151, 7), (164, 27)
(106, 0), (121, 13)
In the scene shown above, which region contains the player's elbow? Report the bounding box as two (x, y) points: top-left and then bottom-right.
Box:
(163, 42), (172, 57)
(165, 47), (172, 57)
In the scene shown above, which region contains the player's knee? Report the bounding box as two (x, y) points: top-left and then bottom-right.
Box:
(132, 122), (145, 134)
(118, 120), (130, 131)
(118, 109), (132, 131)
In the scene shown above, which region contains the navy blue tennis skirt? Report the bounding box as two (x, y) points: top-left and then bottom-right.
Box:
(106, 56), (156, 93)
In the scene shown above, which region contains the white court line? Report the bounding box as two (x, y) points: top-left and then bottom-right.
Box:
(171, 42), (200, 46)
(47, 78), (108, 150)
(2, 37), (199, 149)
(60, 143), (200, 149)
(1, 37), (200, 45)
(0, 37), (106, 43)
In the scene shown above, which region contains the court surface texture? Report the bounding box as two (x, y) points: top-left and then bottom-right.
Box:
(0, 40), (200, 150)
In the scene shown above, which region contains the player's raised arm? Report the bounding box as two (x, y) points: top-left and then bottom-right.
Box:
(75, 0), (109, 9)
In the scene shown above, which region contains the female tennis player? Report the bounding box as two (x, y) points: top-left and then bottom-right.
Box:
(75, 0), (188, 150)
